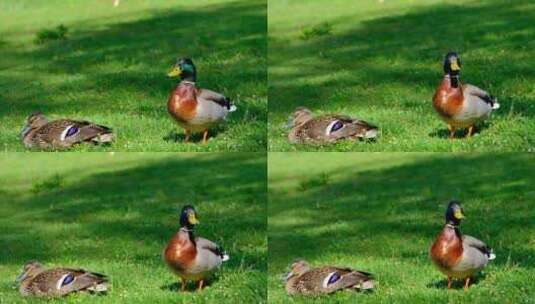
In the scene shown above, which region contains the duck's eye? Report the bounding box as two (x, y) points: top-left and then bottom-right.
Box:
(330, 121), (344, 132)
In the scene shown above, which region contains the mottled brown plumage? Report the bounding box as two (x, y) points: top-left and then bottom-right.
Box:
(285, 260), (374, 296)
(16, 261), (108, 298)
(287, 107), (378, 144)
(21, 112), (114, 149)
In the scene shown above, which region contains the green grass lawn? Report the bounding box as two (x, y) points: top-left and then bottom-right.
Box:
(268, 153), (535, 303)
(0, 0), (266, 152)
(268, 0), (535, 151)
(0, 153), (267, 303)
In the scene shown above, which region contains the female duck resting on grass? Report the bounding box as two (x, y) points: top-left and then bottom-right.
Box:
(287, 107), (378, 144)
(433, 52), (500, 138)
(163, 205), (229, 291)
(20, 112), (114, 149)
(167, 58), (236, 144)
(284, 260), (374, 296)
(430, 201), (495, 290)
(16, 261), (108, 298)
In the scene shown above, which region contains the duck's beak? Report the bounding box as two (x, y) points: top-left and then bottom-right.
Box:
(285, 117), (294, 129)
(188, 213), (200, 225)
(20, 125), (31, 139)
(450, 59), (460, 71)
(167, 66), (182, 77)
(283, 271), (294, 282)
(454, 209), (465, 219)
(15, 272), (27, 285)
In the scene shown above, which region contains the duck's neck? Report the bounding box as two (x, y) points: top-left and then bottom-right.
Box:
(444, 74), (460, 88)
(444, 223), (462, 238)
(180, 75), (196, 83)
(180, 226), (196, 245)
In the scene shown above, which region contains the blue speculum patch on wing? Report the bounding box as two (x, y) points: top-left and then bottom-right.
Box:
(330, 121), (343, 132)
(327, 272), (341, 285)
(61, 274), (75, 286)
(65, 126), (79, 137)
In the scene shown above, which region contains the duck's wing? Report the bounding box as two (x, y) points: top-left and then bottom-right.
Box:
(462, 235), (495, 259)
(322, 115), (378, 141)
(29, 268), (107, 297)
(464, 84), (499, 109)
(298, 266), (374, 295)
(36, 120), (113, 147)
(196, 237), (229, 261)
(197, 88), (236, 112)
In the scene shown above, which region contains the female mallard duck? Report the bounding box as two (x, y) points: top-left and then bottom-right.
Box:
(163, 205), (229, 291)
(284, 260), (374, 296)
(167, 58), (236, 144)
(21, 112), (114, 149)
(287, 107), (378, 144)
(430, 201), (495, 290)
(16, 261), (108, 297)
(433, 52), (500, 138)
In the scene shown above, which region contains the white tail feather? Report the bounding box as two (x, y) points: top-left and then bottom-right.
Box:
(221, 254), (230, 262)
(228, 105), (237, 112)
(488, 253), (496, 260)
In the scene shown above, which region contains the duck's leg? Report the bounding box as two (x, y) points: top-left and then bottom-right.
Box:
(448, 125), (456, 139)
(463, 277), (470, 290)
(202, 129), (209, 144)
(447, 276), (452, 289)
(184, 129), (191, 143)
(197, 279), (204, 291)
(180, 278), (186, 292)
(467, 125), (475, 137)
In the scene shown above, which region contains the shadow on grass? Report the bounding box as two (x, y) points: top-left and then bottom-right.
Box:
(160, 276), (219, 292)
(0, 0), (266, 139)
(269, 153), (535, 273)
(269, 0), (535, 118)
(428, 122), (491, 139)
(0, 153), (267, 275)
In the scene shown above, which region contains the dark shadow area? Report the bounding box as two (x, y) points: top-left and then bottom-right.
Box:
(0, 153), (267, 276)
(160, 276), (219, 292)
(269, 153), (535, 273)
(0, 0), (267, 149)
(269, 0), (535, 117)
(269, 0), (535, 134)
(428, 121), (490, 139)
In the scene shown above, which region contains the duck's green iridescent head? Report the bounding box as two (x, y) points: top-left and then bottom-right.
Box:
(167, 58), (197, 82)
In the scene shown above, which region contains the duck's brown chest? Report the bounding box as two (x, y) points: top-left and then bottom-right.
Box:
(164, 232), (197, 272)
(430, 227), (463, 269)
(167, 84), (198, 123)
(433, 79), (464, 119)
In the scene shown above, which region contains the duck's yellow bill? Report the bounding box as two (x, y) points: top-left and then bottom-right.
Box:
(454, 210), (465, 219)
(188, 213), (200, 224)
(167, 66), (182, 77)
(450, 60), (460, 71)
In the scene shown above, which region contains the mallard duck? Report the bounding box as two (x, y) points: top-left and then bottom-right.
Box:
(430, 201), (496, 290)
(15, 261), (108, 297)
(433, 52), (500, 138)
(284, 260), (374, 296)
(167, 58), (236, 144)
(163, 205), (229, 291)
(20, 112), (114, 149)
(287, 107), (378, 144)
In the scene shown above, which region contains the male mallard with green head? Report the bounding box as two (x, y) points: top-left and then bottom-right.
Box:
(167, 58), (236, 143)
(433, 52), (500, 138)
(163, 205), (229, 291)
(430, 201), (495, 290)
